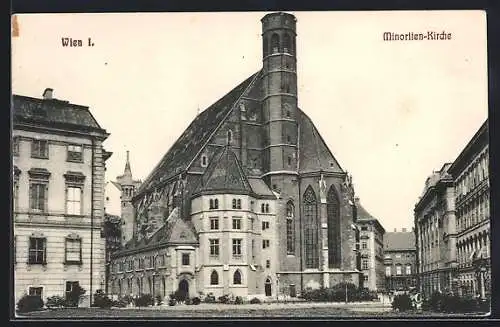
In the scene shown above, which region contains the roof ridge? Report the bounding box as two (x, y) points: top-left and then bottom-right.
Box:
(184, 70), (262, 172)
(137, 70), (261, 195)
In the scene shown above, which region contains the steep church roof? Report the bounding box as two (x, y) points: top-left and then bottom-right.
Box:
(297, 109), (344, 174)
(194, 145), (252, 195)
(120, 207), (197, 255)
(137, 71), (262, 195)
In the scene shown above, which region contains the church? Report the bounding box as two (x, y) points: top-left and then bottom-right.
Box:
(108, 12), (362, 301)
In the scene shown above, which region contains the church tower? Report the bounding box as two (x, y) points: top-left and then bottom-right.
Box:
(261, 12), (299, 193)
(116, 151), (142, 245)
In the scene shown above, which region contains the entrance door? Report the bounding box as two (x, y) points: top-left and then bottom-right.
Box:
(265, 278), (272, 296)
(178, 279), (189, 300)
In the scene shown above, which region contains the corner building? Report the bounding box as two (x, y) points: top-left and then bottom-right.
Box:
(13, 88), (111, 306)
(109, 12), (361, 300)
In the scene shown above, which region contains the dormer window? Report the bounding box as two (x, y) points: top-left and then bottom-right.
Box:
(201, 154), (208, 167)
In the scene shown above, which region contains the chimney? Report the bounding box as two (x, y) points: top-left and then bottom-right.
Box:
(43, 88), (53, 99)
(393, 228), (397, 232)
(402, 228), (407, 232)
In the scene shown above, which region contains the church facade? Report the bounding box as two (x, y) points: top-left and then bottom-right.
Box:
(108, 12), (361, 300)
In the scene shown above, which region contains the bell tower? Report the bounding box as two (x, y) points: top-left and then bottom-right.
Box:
(261, 12), (299, 192)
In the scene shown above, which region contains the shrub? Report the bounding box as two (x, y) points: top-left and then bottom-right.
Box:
(218, 294), (230, 304)
(17, 295), (44, 313)
(113, 298), (128, 308)
(156, 295), (163, 306)
(203, 293), (216, 303)
(185, 297), (193, 305)
(234, 296), (243, 305)
(66, 284), (86, 307)
(250, 297), (261, 304)
(121, 295), (134, 305)
(134, 294), (154, 307)
(391, 294), (412, 312)
(46, 295), (66, 309)
(92, 290), (114, 308)
(168, 298), (176, 306)
(191, 297), (201, 305)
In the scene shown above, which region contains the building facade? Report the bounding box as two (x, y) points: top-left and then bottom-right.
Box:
(414, 164), (457, 297)
(355, 198), (385, 292)
(12, 88), (111, 306)
(384, 230), (417, 292)
(448, 120), (490, 299)
(108, 12), (362, 301)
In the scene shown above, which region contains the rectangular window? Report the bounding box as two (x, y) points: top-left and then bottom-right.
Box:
(28, 237), (46, 264)
(232, 217), (241, 230)
(362, 259), (369, 270)
(396, 266), (402, 275)
(385, 266), (391, 276)
(262, 239), (270, 249)
(139, 257), (144, 269)
(12, 137), (20, 156)
(31, 139), (49, 158)
(362, 241), (367, 249)
(395, 254), (401, 259)
(363, 275), (369, 282)
(30, 183), (46, 212)
(65, 238), (81, 263)
(67, 144), (83, 162)
(266, 259), (271, 268)
(249, 218), (254, 231)
(66, 187), (82, 215)
(406, 265), (411, 275)
(232, 239), (242, 256)
(262, 221), (270, 230)
(210, 239), (220, 256)
(127, 260), (133, 271)
(182, 253), (190, 266)
(210, 217), (219, 230)
(29, 287), (43, 297)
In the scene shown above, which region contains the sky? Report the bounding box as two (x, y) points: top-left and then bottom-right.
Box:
(11, 11), (488, 232)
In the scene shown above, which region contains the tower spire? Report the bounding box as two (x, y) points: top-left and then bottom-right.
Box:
(124, 150), (132, 176)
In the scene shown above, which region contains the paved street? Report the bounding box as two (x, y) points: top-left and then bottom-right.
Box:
(16, 301), (489, 319)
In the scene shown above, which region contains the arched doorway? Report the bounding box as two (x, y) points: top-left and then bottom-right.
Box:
(178, 279), (189, 301)
(265, 278), (272, 296)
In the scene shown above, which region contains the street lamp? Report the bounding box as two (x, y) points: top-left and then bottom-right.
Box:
(276, 273), (280, 302)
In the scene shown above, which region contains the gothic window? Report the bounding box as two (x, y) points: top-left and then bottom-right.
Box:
(286, 201), (295, 255)
(271, 33), (280, 53)
(210, 270), (219, 285)
(283, 34), (291, 53)
(263, 35), (269, 57)
(233, 270), (242, 285)
(327, 186), (341, 268)
(304, 186), (319, 268)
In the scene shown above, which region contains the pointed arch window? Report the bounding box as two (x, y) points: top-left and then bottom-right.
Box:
(327, 186), (341, 268)
(210, 270), (219, 285)
(271, 33), (280, 53)
(286, 201), (295, 255)
(233, 270), (242, 285)
(304, 186), (319, 268)
(263, 35), (269, 57)
(283, 34), (291, 53)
